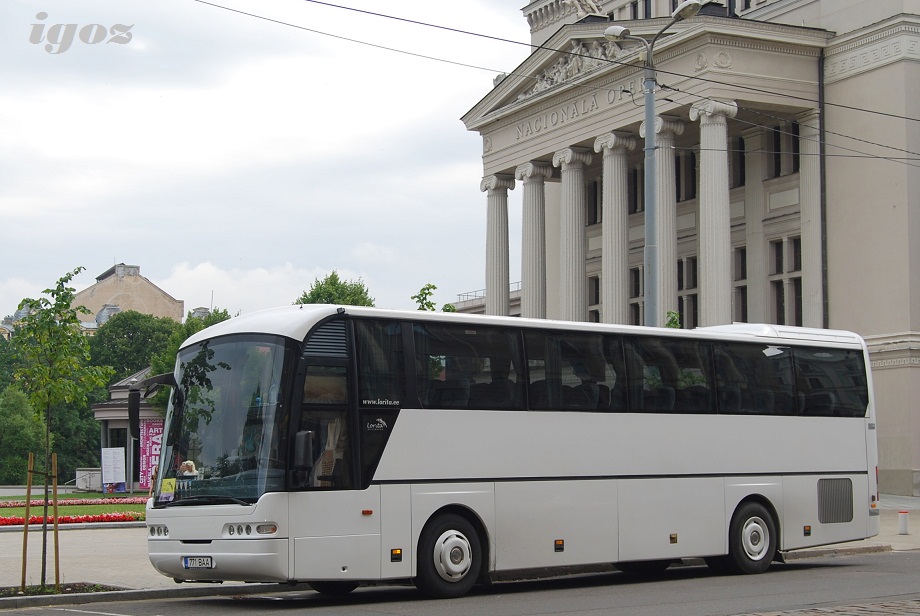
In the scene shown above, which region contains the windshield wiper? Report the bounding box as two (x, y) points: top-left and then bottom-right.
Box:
(163, 495), (251, 507)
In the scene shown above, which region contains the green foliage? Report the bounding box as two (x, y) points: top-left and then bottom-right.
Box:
(13, 268), (115, 447)
(148, 308), (232, 412)
(0, 387), (44, 484)
(89, 311), (182, 383)
(665, 310), (681, 329)
(14, 268), (114, 416)
(0, 335), (19, 392)
(411, 283), (456, 312)
(11, 267), (115, 587)
(295, 271), (375, 307)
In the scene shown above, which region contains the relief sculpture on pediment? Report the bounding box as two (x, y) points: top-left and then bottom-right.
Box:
(517, 39), (619, 101)
(565, 0), (605, 18)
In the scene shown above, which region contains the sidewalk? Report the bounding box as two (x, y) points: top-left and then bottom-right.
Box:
(0, 494), (918, 608)
(784, 495), (920, 558)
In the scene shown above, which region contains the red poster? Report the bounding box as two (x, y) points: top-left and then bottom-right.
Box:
(139, 419), (164, 490)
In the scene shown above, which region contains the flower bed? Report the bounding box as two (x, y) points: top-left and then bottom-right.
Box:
(0, 512), (144, 526)
(0, 498), (148, 509)
(0, 497), (147, 526)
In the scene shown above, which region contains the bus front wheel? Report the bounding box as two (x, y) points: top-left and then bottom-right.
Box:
(414, 513), (482, 599)
(725, 502), (777, 574)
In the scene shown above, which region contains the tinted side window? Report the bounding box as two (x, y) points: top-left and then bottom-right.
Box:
(624, 336), (713, 413)
(524, 331), (622, 412)
(414, 323), (524, 410)
(354, 319), (405, 409)
(353, 319), (404, 486)
(793, 347), (868, 417)
(713, 343), (796, 414)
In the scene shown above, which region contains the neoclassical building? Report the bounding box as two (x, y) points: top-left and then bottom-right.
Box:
(461, 0), (919, 495)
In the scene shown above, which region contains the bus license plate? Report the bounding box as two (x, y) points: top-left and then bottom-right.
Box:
(183, 556), (213, 569)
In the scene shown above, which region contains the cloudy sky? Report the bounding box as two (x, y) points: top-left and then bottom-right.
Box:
(1, 0), (532, 318)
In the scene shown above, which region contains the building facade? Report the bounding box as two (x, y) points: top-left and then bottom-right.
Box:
(73, 263), (184, 329)
(461, 0), (920, 494)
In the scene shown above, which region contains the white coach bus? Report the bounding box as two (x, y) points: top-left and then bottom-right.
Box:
(131, 305), (880, 599)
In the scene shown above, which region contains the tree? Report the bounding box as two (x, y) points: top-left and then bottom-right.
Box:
(665, 310), (681, 329)
(12, 267), (114, 588)
(0, 387), (44, 484)
(411, 283), (457, 312)
(89, 310), (182, 382)
(295, 271), (375, 306)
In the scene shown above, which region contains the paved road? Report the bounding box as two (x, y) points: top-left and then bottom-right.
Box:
(0, 491), (917, 612)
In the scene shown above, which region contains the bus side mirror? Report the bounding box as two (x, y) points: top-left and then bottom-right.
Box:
(128, 372), (177, 440)
(293, 431), (314, 469)
(128, 389), (140, 439)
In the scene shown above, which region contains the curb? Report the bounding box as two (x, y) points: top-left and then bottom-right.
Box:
(0, 582), (312, 609)
(782, 543), (894, 561)
(0, 522), (146, 534)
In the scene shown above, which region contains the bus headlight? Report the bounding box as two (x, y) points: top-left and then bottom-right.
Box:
(224, 523), (267, 537)
(149, 525), (169, 538)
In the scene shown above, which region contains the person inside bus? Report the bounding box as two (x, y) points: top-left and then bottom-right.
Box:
(178, 460), (198, 477)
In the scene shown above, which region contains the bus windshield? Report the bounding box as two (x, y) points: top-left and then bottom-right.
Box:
(153, 334), (294, 506)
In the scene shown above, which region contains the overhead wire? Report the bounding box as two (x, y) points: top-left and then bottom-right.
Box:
(189, 0), (920, 166)
(292, 0), (920, 125)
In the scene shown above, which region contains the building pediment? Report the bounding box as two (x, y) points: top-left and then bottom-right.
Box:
(463, 22), (625, 130)
(462, 16), (832, 134)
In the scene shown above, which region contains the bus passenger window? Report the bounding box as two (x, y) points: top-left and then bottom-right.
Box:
(713, 343), (794, 415)
(624, 336), (712, 413)
(525, 331), (619, 412)
(304, 365), (347, 405)
(415, 323), (524, 411)
(793, 348), (868, 417)
(354, 319), (405, 408)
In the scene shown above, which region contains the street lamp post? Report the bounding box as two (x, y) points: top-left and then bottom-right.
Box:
(605, 0), (701, 328)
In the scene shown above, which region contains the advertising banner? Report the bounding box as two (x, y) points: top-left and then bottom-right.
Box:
(139, 418), (164, 490)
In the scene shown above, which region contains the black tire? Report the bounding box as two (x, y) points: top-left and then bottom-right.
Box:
(414, 513), (482, 599)
(615, 560), (672, 576)
(725, 502), (777, 574)
(308, 581), (359, 596)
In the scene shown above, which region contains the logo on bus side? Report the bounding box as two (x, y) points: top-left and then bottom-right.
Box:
(366, 418), (389, 431)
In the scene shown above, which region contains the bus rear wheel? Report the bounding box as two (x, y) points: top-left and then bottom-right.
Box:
(308, 581), (359, 596)
(725, 502), (777, 574)
(414, 513), (482, 599)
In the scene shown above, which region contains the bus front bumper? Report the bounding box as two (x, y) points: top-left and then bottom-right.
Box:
(149, 538), (289, 583)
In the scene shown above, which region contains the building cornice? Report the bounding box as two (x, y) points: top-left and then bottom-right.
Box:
(865, 331), (920, 370)
(824, 15), (920, 84)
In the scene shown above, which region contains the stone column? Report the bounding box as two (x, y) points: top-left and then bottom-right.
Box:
(515, 162), (553, 319)
(784, 265), (795, 325)
(552, 147), (593, 322)
(742, 127), (767, 322)
(691, 100), (738, 327)
(594, 132), (636, 324)
(639, 116), (683, 321)
(481, 174), (515, 316)
(798, 109), (823, 328)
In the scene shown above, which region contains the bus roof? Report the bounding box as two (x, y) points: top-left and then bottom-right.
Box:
(181, 305), (867, 350)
